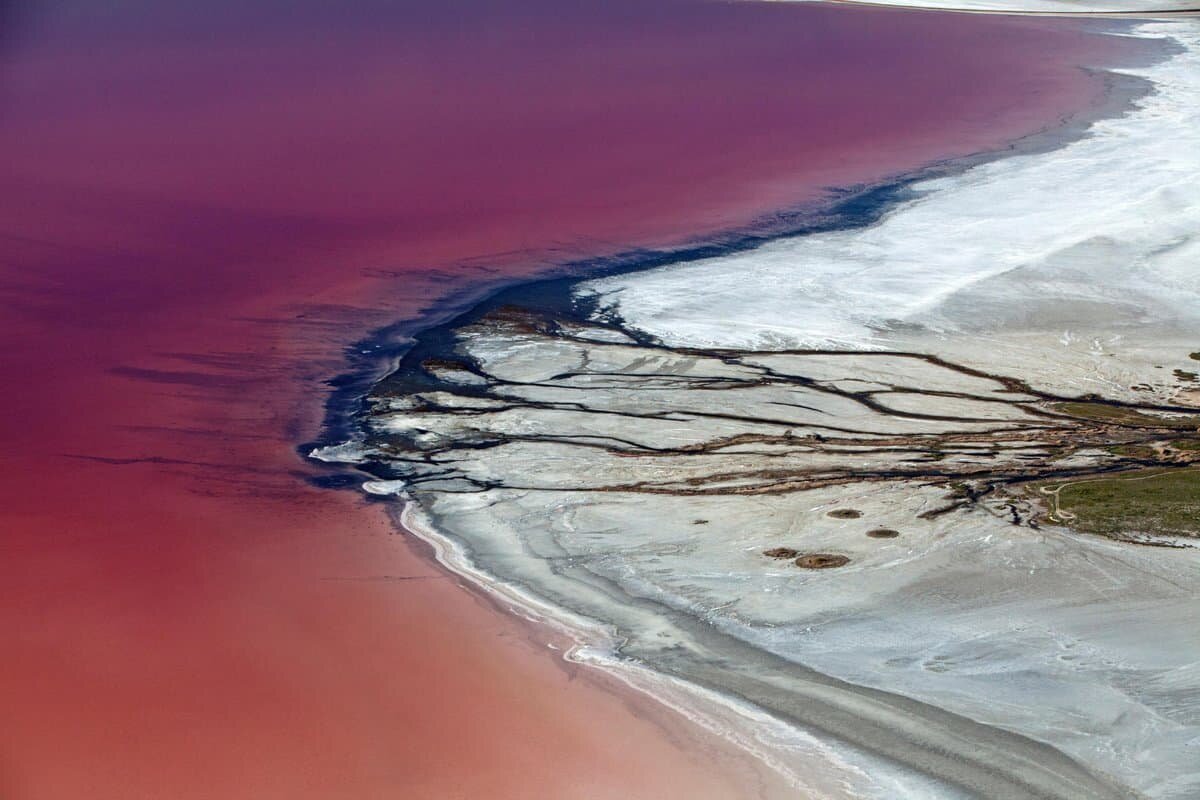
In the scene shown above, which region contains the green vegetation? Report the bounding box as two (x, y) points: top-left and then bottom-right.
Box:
(947, 481), (972, 499)
(1106, 443), (1157, 459)
(1038, 467), (1200, 539)
(1052, 402), (1196, 429)
(1189, 352), (1200, 361)
(1168, 438), (1200, 452)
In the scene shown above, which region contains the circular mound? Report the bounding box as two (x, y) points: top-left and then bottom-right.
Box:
(763, 547), (799, 559)
(827, 509), (862, 520)
(866, 528), (900, 539)
(795, 553), (850, 569)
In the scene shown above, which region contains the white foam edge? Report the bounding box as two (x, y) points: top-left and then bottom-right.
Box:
(364, 482), (916, 800)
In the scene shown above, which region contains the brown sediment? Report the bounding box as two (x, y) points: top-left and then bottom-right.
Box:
(763, 547), (801, 559)
(919, 501), (972, 519)
(367, 303), (1200, 546)
(421, 357), (475, 373)
(867, 528), (901, 538)
(795, 554), (852, 569)
(1177, 389), (1200, 407)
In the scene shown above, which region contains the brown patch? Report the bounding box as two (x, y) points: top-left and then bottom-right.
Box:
(794, 553), (850, 569)
(1176, 388), (1200, 408)
(826, 509), (862, 519)
(866, 528), (899, 539)
(762, 547), (799, 559)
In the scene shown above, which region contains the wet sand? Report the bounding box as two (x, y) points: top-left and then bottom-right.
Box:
(0, 1), (1138, 797)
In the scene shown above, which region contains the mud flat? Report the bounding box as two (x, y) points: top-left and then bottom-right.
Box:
(326, 297), (1198, 798)
(316, 18), (1200, 800)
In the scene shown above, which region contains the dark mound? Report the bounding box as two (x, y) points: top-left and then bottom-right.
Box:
(867, 528), (900, 539)
(763, 547), (799, 559)
(795, 553), (850, 569)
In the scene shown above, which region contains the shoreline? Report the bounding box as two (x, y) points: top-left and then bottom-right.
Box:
(306, 38), (1154, 458)
(308, 19), (1178, 799)
(392, 500), (864, 798)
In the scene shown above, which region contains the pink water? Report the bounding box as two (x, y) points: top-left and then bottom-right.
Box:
(0, 1), (1136, 797)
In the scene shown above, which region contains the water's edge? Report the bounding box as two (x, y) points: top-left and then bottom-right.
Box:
(302, 23), (1164, 798)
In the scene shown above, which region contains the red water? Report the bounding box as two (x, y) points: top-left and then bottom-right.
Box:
(0, 1), (1133, 797)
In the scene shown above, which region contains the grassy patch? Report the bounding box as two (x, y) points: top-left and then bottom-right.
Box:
(1051, 402), (1195, 429)
(1106, 443), (1158, 459)
(1168, 438), (1200, 452)
(1039, 467), (1200, 538)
